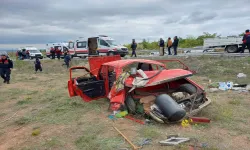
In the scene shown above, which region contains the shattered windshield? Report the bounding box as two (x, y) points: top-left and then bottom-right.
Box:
(106, 40), (118, 46)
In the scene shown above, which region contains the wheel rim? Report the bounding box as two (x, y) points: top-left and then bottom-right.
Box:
(109, 52), (114, 56)
(227, 46), (237, 53)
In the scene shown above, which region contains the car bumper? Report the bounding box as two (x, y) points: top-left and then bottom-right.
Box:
(114, 51), (129, 55)
(31, 56), (43, 59)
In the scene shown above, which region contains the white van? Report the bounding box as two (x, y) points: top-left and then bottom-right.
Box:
(68, 35), (128, 57)
(45, 42), (69, 58)
(19, 46), (43, 59)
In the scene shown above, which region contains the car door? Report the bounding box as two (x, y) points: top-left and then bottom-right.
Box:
(98, 39), (110, 55)
(68, 67), (106, 102)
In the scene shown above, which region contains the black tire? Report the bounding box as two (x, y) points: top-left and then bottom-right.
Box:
(120, 54), (125, 57)
(177, 83), (204, 103)
(108, 52), (114, 56)
(178, 83), (197, 94)
(125, 96), (136, 114)
(226, 45), (238, 53)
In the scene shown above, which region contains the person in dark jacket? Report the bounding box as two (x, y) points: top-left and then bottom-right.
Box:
(241, 29), (250, 53)
(26, 50), (30, 59)
(62, 52), (71, 68)
(172, 36), (179, 55)
(17, 50), (22, 60)
(50, 47), (55, 59)
(0, 53), (13, 84)
(56, 47), (61, 60)
(34, 57), (42, 73)
(131, 39), (137, 57)
(21, 49), (26, 60)
(159, 38), (165, 56)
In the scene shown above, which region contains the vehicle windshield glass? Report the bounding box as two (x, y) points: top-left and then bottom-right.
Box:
(106, 40), (118, 46)
(29, 50), (40, 53)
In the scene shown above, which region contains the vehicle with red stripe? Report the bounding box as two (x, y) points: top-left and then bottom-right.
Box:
(68, 35), (128, 58)
(46, 42), (69, 58)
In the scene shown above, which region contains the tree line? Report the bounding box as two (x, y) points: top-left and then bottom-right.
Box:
(124, 32), (244, 50)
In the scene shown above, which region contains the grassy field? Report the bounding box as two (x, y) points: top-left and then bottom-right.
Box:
(0, 56), (250, 150)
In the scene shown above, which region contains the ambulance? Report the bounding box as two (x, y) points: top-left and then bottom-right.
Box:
(45, 42), (69, 58)
(68, 35), (128, 58)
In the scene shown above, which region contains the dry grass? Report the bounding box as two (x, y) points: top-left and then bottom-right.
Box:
(0, 57), (250, 150)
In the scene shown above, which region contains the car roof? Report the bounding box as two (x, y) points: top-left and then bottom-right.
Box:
(103, 59), (165, 68)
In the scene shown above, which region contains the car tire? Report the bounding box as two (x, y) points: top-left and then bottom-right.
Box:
(120, 54), (125, 57)
(125, 96), (136, 114)
(178, 83), (197, 94)
(177, 83), (203, 103)
(226, 45), (238, 53)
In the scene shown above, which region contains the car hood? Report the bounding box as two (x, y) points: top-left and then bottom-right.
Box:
(124, 69), (193, 87)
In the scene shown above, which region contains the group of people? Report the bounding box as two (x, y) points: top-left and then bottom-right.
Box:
(0, 50), (72, 84)
(50, 47), (63, 59)
(16, 49), (30, 60)
(130, 36), (179, 57)
(159, 36), (179, 56)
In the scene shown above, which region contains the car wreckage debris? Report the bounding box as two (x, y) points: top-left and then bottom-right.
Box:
(113, 125), (142, 150)
(68, 56), (212, 124)
(159, 137), (190, 146)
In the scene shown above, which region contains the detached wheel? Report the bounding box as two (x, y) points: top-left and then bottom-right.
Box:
(226, 45), (238, 53)
(125, 96), (136, 114)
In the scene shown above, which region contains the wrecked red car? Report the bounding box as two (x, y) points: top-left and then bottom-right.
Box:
(68, 56), (211, 123)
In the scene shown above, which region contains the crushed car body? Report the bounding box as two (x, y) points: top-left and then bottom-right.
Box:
(68, 55), (211, 123)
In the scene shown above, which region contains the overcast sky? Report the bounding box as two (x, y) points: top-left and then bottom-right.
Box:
(1, 0), (250, 44)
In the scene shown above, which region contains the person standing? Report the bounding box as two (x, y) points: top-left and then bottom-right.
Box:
(50, 47), (55, 59)
(167, 37), (172, 55)
(131, 39), (137, 57)
(0, 53), (13, 84)
(172, 36), (179, 55)
(159, 38), (165, 56)
(56, 47), (61, 60)
(26, 50), (30, 59)
(241, 29), (250, 53)
(34, 58), (42, 73)
(63, 52), (71, 68)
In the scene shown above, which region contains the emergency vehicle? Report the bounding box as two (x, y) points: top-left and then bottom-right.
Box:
(18, 46), (43, 59)
(68, 35), (128, 58)
(45, 42), (69, 58)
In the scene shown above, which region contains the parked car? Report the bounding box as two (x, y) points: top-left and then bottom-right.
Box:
(67, 56), (211, 124)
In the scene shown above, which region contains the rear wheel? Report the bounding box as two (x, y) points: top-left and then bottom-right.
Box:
(226, 45), (238, 53)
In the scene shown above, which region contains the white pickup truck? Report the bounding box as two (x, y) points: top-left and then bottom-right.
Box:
(203, 36), (244, 53)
